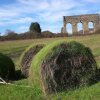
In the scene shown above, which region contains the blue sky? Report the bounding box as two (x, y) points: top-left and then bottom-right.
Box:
(0, 0), (100, 35)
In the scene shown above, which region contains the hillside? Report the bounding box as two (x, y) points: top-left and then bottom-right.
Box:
(0, 34), (100, 100)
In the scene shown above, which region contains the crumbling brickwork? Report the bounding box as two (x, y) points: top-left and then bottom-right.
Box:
(61, 14), (100, 36)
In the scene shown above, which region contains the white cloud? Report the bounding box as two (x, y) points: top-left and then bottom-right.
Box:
(0, 9), (19, 18)
(0, 17), (35, 26)
(9, 17), (34, 24)
(18, 26), (29, 33)
(0, 0), (98, 33)
(0, 0), (79, 23)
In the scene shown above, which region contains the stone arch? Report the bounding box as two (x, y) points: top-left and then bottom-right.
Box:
(77, 22), (83, 34)
(61, 14), (100, 36)
(66, 23), (72, 36)
(88, 21), (94, 33)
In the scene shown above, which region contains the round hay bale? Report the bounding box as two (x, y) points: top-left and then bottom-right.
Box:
(29, 41), (97, 94)
(20, 44), (45, 77)
(0, 53), (15, 80)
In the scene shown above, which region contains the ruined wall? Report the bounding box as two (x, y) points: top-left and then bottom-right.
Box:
(61, 14), (100, 36)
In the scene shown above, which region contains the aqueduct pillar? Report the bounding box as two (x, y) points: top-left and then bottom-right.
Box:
(83, 22), (88, 34)
(94, 21), (100, 33)
(72, 23), (77, 35)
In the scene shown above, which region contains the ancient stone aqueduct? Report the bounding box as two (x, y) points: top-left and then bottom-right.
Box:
(61, 14), (100, 36)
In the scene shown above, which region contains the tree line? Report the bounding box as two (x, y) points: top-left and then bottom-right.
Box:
(0, 22), (63, 41)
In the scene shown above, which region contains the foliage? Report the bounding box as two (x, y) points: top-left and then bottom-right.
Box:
(41, 31), (54, 38)
(0, 53), (15, 80)
(0, 29), (18, 41)
(29, 22), (41, 33)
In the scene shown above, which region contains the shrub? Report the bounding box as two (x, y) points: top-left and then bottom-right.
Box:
(29, 41), (98, 94)
(29, 22), (41, 33)
(41, 31), (54, 38)
(20, 44), (45, 77)
(0, 53), (15, 80)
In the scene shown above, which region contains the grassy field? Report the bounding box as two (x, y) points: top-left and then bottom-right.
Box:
(0, 34), (100, 100)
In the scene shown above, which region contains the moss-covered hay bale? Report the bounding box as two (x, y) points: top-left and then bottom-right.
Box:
(20, 44), (45, 77)
(0, 53), (15, 80)
(29, 41), (97, 94)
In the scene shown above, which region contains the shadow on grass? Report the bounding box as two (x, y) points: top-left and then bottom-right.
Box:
(14, 70), (26, 81)
(3, 70), (26, 83)
(95, 68), (100, 82)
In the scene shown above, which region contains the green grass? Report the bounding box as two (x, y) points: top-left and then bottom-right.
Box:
(50, 82), (100, 100)
(0, 81), (99, 100)
(0, 84), (44, 100)
(0, 34), (100, 100)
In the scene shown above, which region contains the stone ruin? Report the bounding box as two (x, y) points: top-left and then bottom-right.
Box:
(61, 14), (100, 36)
